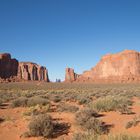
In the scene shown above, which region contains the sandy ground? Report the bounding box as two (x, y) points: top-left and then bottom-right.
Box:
(101, 97), (140, 136)
(0, 98), (140, 140)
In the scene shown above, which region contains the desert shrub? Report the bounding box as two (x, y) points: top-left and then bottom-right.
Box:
(73, 133), (140, 140)
(125, 116), (140, 129)
(27, 114), (54, 138)
(27, 96), (49, 107)
(76, 109), (99, 125)
(108, 134), (140, 140)
(0, 92), (21, 103)
(89, 96), (132, 114)
(23, 92), (36, 98)
(11, 97), (28, 107)
(23, 104), (50, 116)
(57, 104), (79, 113)
(73, 132), (99, 140)
(63, 93), (78, 102)
(77, 97), (92, 105)
(0, 99), (3, 105)
(75, 109), (106, 134)
(85, 118), (107, 134)
(49, 95), (62, 103)
(24, 113), (70, 138)
(118, 105), (133, 115)
(11, 96), (49, 108)
(126, 121), (134, 129)
(0, 117), (5, 123)
(75, 93), (93, 105)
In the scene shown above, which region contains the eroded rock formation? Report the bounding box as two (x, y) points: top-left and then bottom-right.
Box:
(0, 53), (49, 82)
(65, 50), (140, 83)
(0, 53), (18, 80)
(18, 62), (49, 81)
(65, 68), (79, 82)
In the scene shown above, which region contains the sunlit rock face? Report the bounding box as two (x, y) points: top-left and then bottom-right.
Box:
(66, 50), (140, 83)
(0, 53), (49, 82)
(18, 62), (49, 82)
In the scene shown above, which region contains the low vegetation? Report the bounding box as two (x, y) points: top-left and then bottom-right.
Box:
(73, 132), (99, 140)
(25, 114), (54, 138)
(89, 96), (133, 114)
(24, 113), (70, 139)
(11, 97), (28, 107)
(0, 91), (21, 103)
(126, 116), (140, 129)
(26, 96), (49, 107)
(107, 134), (140, 140)
(57, 103), (79, 113)
(0, 99), (3, 106)
(76, 94), (93, 105)
(1, 83), (140, 140)
(73, 133), (140, 140)
(75, 109), (108, 134)
(0, 117), (4, 123)
(11, 96), (49, 108)
(23, 104), (50, 116)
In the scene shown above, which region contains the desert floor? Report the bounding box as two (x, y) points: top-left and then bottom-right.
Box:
(0, 82), (140, 140)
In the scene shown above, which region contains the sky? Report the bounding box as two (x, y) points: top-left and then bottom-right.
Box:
(0, 0), (140, 81)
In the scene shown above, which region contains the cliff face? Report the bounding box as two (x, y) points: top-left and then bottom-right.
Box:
(83, 50), (140, 82)
(2, 50), (140, 83)
(65, 50), (140, 83)
(0, 53), (49, 82)
(18, 62), (49, 82)
(65, 68), (79, 82)
(0, 53), (18, 80)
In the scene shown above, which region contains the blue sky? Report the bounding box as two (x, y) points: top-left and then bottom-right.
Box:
(0, 0), (140, 81)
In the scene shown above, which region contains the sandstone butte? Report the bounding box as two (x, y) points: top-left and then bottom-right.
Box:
(0, 53), (49, 82)
(65, 50), (140, 83)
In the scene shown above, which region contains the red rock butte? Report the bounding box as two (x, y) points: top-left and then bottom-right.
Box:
(0, 53), (49, 82)
(65, 50), (140, 83)
(65, 68), (79, 82)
